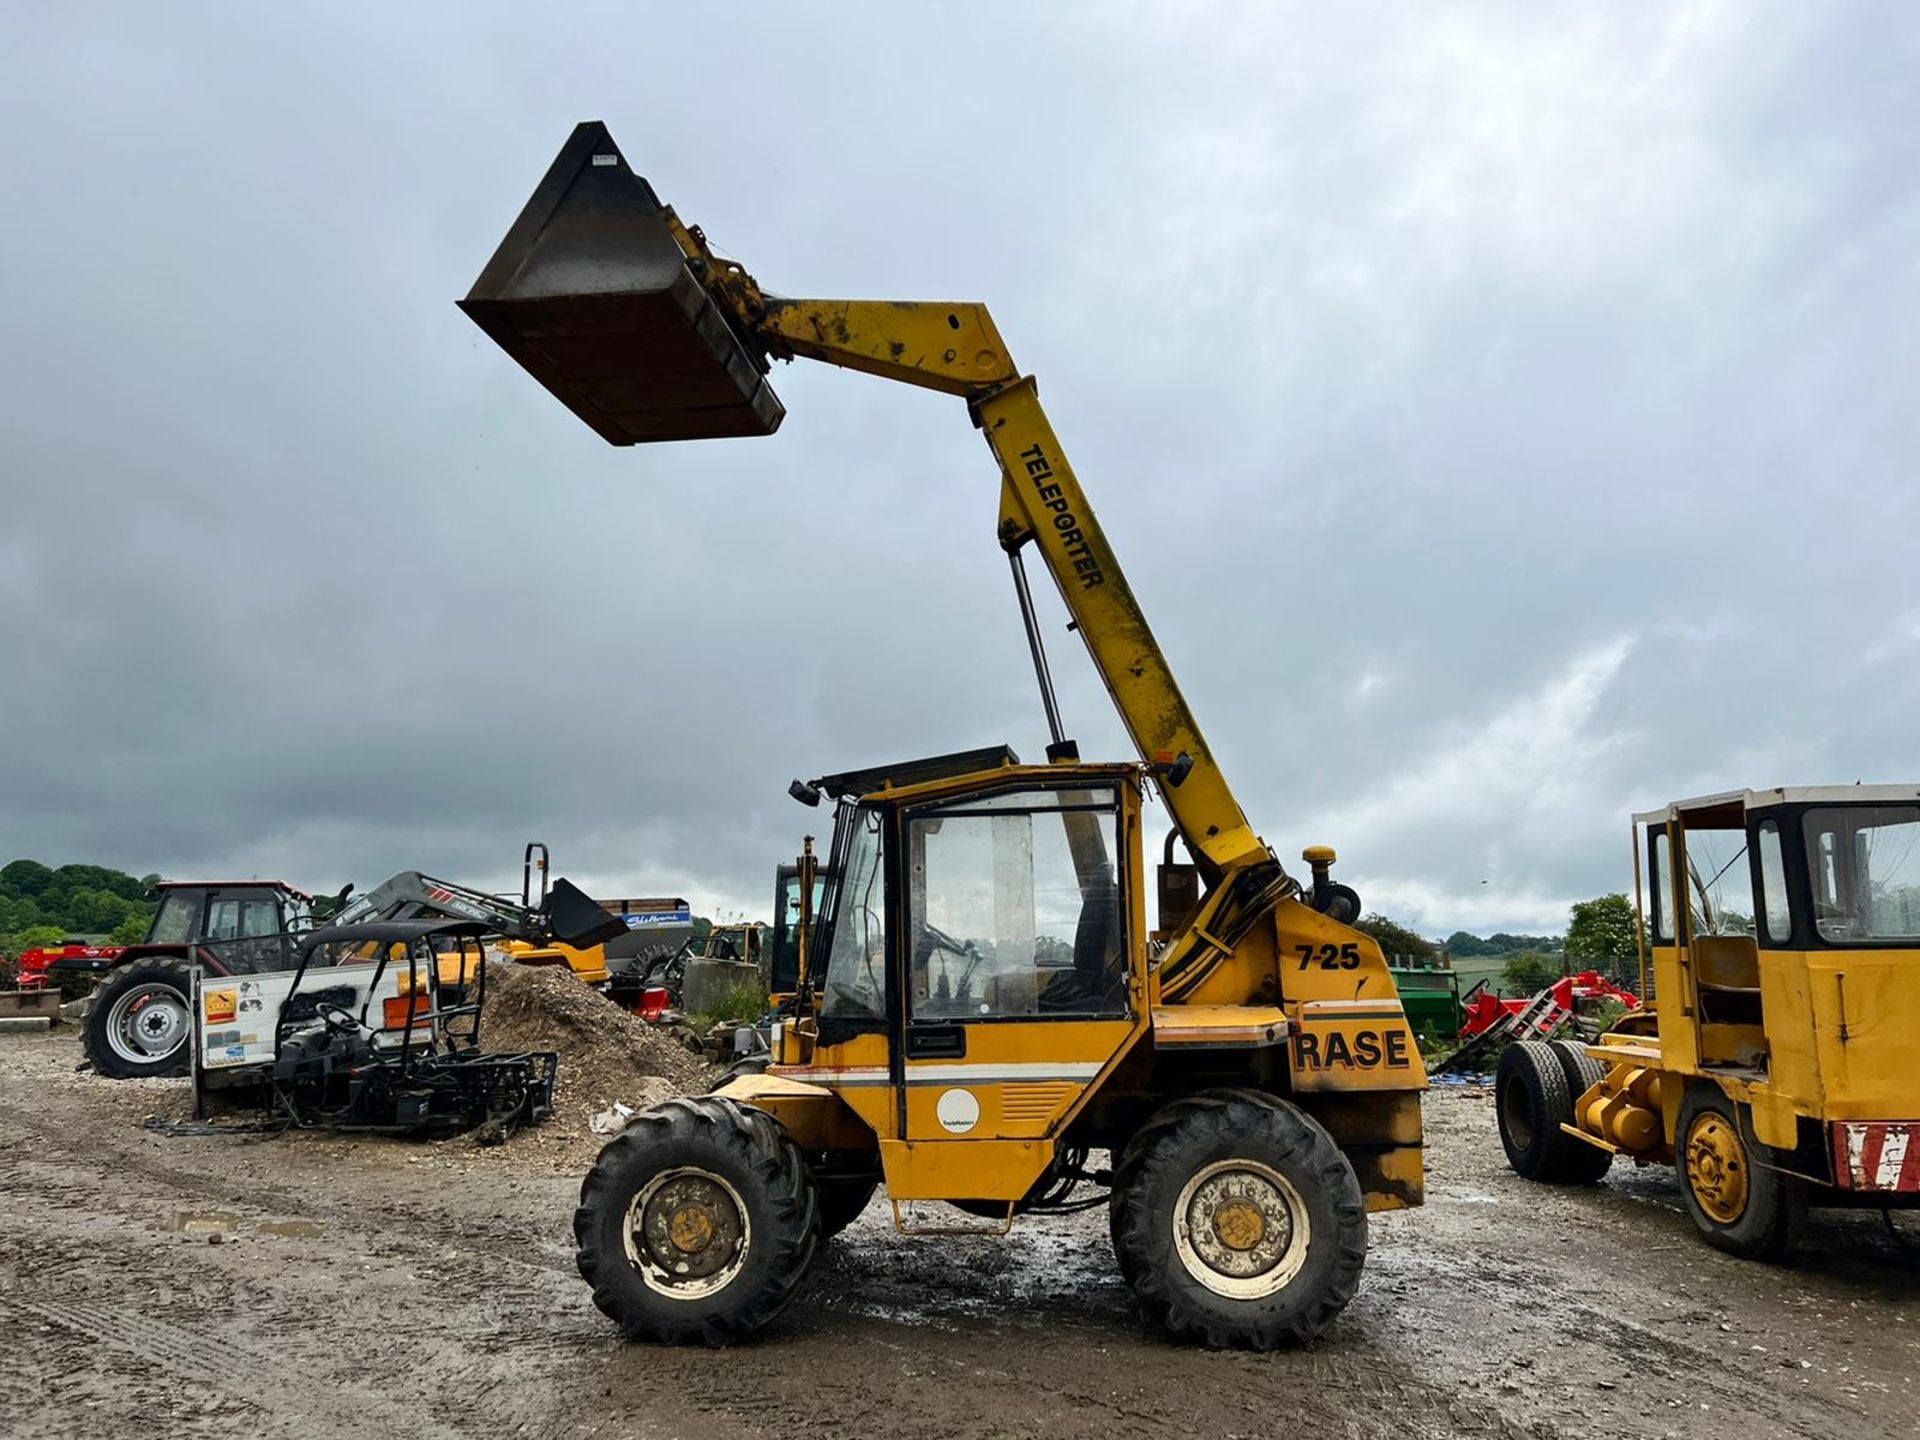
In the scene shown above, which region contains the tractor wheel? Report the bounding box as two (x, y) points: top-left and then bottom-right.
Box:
(815, 1176), (879, 1239)
(1676, 1086), (1806, 1260)
(705, 1054), (770, 1094)
(1109, 1089), (1366, 1349)
(86, 958), (196, 1079)
(1496, 1041), (1612, 1184)
(574, 1096), (819, 1345)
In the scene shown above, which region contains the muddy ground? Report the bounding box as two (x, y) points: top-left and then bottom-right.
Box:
(2, 1031), (1915, 1440)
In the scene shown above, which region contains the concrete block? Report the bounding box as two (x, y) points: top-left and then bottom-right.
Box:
(681, 958), (763, 1018)
(0, 1015), (53, 1034)
(0, 989), (61, 1018)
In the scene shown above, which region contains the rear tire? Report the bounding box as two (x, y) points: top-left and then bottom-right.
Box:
(705, 1054), (770, 1094)
(1547, 1038), (1607, 1099)
(1497, 1041), (1611, 1184)
(86, 959), (196, 1079)
(574, 1097), (819, 1344)
(1109, 1090), (1366, 1349)
(815, 1177), (879, 1239)
(1676, 1086), (1806, 1260)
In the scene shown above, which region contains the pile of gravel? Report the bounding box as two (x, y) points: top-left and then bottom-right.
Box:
(478, 960), (710, 1136)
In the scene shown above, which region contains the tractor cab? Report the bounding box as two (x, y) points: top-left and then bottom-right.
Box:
(1636, 786), (1920, 1143)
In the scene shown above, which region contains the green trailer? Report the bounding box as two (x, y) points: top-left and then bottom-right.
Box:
(1388, 960), (1465, 1043)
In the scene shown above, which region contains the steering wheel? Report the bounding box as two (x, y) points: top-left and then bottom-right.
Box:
(316, 1002), (363, 1033)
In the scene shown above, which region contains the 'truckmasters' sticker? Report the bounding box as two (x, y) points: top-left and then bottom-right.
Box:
(935, 1089), (980, 1135)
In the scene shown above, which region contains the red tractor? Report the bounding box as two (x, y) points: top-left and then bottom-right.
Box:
(47, 880), (314, 1078)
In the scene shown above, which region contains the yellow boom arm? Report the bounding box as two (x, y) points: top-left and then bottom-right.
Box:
(748, 296), (1266, 881)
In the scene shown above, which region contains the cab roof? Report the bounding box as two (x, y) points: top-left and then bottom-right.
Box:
(155, 879), (313, 899)
(1633, 785), (1920, 826)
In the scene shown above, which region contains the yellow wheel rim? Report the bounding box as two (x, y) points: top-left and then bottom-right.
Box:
(1684, 1112), (1749, 1225)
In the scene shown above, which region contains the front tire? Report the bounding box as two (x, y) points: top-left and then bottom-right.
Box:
(1677, 1086), (1806, 1260)
(86, 959), (196, 1079)
(574, 1097), (819, 1345)
(1109, 1090), (1366, 1349)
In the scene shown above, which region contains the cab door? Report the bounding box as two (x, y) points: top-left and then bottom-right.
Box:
(886, 781), (1140, 1202)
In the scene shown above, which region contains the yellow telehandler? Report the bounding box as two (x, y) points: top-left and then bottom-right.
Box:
(461, 123), (1425, 1349)
(1496, 787), (1920, 1257)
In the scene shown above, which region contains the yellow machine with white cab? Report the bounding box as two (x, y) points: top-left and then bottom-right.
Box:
(1497, 786), (1920, 1257)
(461, 122), (1425, 1349)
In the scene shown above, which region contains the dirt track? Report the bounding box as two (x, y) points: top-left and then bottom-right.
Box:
(2, 1031), (1916, 1440)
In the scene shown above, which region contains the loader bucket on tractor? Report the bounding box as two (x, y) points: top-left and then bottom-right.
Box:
(543, 877), (630, 950)
(459, 121), (784, 445)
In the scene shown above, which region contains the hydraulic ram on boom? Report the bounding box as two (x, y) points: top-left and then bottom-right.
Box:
(460, 123), (1422, 1353)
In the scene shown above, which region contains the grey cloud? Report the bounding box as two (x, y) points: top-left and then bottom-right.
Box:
(1, 3), (1914, 936)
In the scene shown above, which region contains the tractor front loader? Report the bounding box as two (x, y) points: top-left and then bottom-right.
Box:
(462, 124), (1425, 1350)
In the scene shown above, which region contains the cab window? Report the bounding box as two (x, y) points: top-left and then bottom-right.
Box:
(148, 891), (201, 945)
(906, 786), (1126, 1021)
(1756, 820), (1792, 944)
(1649, 827), (1675, 942)
(1803, 806), (1920, 943)
(820, 807), (888, 1021)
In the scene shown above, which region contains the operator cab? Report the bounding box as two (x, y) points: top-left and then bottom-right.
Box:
(1637, 786), (1920, 1097)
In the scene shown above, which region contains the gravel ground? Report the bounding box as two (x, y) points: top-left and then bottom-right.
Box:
(2, 1029), (1916, 1440)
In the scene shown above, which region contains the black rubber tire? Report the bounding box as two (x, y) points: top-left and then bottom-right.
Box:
(1108, 1089), (1367, 1349)
(1547, 1038), (1606, 1099)
(815, 1177), (879, 1239)
(1675, 1086), (1807, 1260)
(1496, 1041), (1611, 1184)
(85, 958), (196, 1079)
(704, 1054), (771, 1094)
(574, 1096), (819, 1345)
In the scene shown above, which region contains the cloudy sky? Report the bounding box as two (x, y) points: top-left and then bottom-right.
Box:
(2, 4), (1914, 937)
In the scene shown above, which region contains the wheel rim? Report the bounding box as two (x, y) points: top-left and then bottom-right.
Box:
(623, 1167), (751, 1300)
(1172, 1159), (1310, 1299)
(1684, 1112), (1749, 1225)
(1500, 1075), (1535, 1150)
(105, 983), (189, 1066)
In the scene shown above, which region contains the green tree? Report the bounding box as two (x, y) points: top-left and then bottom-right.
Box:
(1564, 894), (1637, 973)
(0, 859), (54, 898)
(109, 911), (152, 945)
(1354, 913), (1438, 964)
(0, 896), (43, 934)
(1445, 930), (1489, 957)
(14, 924), (69, 951)
(1502, 951), (1563, 996)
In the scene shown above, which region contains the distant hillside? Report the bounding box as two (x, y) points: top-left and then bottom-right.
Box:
(1444, 930), (1563, 957)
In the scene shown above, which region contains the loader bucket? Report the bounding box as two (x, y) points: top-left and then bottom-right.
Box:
(459, 121), (784, 445)
(544, 877), (629, 949)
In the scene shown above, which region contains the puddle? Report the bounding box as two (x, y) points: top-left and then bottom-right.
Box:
(167, 1209), (325, 1239)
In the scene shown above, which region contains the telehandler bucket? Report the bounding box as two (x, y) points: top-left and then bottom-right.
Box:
(459, 121), (783, 445)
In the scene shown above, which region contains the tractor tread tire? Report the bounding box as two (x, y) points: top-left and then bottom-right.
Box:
(574, 1095), (819, 1345)
(85, 957), (197, 1079)
(814, 1177), (879, 1239)
(705, 1054), (771, 1094)
(1109, 1089), (1366, 1350)
(1676, 1086), (1807, 1260)
(1497, 1041), (1611, 1184)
